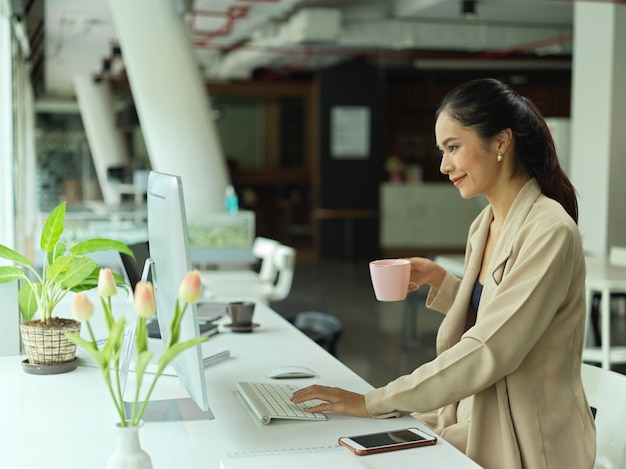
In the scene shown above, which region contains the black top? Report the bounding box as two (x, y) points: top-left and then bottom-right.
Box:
(471, 281), (483, 315)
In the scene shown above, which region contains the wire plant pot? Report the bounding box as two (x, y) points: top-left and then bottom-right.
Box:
(20, 318), (81, 373)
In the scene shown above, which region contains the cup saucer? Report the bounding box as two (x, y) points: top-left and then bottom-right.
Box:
(223, 323), (259, 333)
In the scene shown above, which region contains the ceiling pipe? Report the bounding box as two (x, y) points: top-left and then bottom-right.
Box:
(192, 40), (572, 62)
(188, 6), (250, 43)
(478, 33), (574, 59)
(101, 3), (574, 81)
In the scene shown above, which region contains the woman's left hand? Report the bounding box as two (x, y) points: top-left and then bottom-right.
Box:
(290, 385), (370, 417)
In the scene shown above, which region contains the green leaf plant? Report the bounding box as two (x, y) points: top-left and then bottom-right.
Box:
(0, 202), (134, 324)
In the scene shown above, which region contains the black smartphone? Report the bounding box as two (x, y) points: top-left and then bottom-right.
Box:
(338, 427), (437, 456)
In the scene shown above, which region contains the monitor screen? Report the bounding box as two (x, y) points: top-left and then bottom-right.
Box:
(144, 170), (212, 417)
(119, 241), (151, 289)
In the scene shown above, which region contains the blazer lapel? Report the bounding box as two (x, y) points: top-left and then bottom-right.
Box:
(487, 179), (542, 287)
(437, 208), (492, 351)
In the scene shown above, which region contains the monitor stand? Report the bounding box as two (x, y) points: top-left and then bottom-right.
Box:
(124, 398), (215, 423)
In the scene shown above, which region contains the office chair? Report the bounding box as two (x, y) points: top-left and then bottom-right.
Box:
(583, 246), (626, 369)
(205, 243), (296, 305)
(199, 236), (279, 286)
(292, 311), (343, 357)
(263, 244), (296, 302)
(581, 363), (626, 469)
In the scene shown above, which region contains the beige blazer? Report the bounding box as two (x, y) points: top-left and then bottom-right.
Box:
(365, 179), (596, 469)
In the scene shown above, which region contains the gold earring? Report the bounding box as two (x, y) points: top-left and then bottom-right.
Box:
(497, 152), (503, 162)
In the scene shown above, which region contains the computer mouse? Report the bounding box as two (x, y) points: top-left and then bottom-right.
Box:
(267, 366), (317, 379)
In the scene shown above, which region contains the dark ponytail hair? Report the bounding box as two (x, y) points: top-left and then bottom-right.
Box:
(436, 78), (578, 223)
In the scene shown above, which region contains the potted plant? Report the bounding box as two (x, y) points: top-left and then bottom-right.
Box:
(66, 268), (208, 468)
(0, 201), (134, 374)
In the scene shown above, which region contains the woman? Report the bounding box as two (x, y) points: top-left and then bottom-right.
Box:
(292, 78), (596, 468)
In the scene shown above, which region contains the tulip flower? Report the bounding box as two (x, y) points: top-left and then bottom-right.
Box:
(65, 270), (208, 428)
(71, 293), (94, 322)
(178, 270), (202, 304)
(98, 268), (117, 297)
(134, 282), (156, 318)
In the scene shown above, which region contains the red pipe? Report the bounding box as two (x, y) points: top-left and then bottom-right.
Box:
(189, 6), (249, 40)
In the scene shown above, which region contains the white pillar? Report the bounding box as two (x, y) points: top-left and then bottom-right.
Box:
(107, 0), (229, 224)
(22, 82), (38, 250)
(570, 2), (626, 256)
(0, 282), (20, 356)
(0, 0), (15, 251)
(1, 2), (21, 354)
(74, 75), (130, 206)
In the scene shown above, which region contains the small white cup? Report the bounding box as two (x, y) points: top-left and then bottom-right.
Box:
(369, 259), (411, 301)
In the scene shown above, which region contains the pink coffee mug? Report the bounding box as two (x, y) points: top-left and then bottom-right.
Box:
(369, 259), (411, 301)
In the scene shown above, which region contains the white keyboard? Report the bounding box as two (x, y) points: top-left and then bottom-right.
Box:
(237, 382), (328, 425)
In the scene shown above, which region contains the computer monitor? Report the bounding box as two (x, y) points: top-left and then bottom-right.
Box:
(119, 241), (218, 339)
(119, 242), (151, 289)
(121, 170), (214, 422)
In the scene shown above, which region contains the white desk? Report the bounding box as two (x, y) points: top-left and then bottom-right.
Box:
(0, 303), (479, 468)
(583, 256), (626, 369)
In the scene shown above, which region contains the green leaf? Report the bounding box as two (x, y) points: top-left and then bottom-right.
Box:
(136, 317), (148, 355)
(46, 256), (72, 281)
(156, 336), (207, 374)
(168, 301), (183, 346)
(70, 239), (134, 258)
(0, 266), (25, 284)
(48, 256), (97, 290)
(65, 332), (108, 370)
(69, 270), (99, 292)
(101, 317), (126, 362)
(40, 202), (66, 253)
(48, 242), (67, 265)
(18, 282), (40, 321)
(0, 244), (31, 267)
(100, 296), (115, 331)
(134, 350), (153, 380)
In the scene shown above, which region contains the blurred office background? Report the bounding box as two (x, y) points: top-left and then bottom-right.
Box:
(2, 0), (626, 377)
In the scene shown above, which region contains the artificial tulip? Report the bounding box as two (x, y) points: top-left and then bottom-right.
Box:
(98, 268), (117, 297)
(178, 270), (202, 304)
(71, 293), (94, 322)
(65, 270), (208, 428)
(134, 282), (156, 318)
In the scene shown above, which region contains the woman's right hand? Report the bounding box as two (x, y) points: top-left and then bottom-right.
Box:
(290, 385), (369, 418)
(407, 257), (445, 293)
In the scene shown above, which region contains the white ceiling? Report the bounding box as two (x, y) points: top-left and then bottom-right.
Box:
(42, 0), (575, 97)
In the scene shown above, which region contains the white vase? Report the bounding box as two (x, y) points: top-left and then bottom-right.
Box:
(107, 421), (153, 469)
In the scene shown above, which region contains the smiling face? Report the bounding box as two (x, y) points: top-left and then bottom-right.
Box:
(435, 111), (505, 200)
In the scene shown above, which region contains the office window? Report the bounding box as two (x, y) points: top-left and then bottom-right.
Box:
(35, 113), (98, 210)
